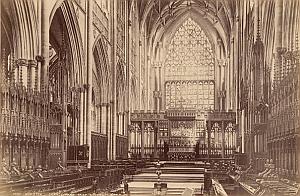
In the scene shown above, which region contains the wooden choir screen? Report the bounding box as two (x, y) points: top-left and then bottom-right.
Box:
(129, 121), (156, 159)
(225, 122), (236, 156)
(116, 135), (128, 160)
(91, 133), (107, 161)
(210, 122), (223, 156)
(130, 122), (141, 158)
(158, 120), (169, 159)
(143, 123), (155, 158)
(207, 122), (236, 157)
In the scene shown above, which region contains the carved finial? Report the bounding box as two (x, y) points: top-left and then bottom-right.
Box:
(11, 53), (15, 84)
(2, 48), (6, 84)
(256, 1), (261, 41)
(296, 33), (299, 51)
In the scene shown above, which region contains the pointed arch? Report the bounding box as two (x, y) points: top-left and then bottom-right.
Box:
(93, 35), (110, 103)
(2, 0), (38, 59)
(50, 0), (84, 86)
(164, 17), (215, 111)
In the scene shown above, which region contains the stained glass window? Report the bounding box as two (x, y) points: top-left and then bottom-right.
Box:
(164, 18), (215, 110)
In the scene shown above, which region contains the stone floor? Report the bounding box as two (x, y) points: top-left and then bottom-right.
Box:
(125, 164), (205, 195)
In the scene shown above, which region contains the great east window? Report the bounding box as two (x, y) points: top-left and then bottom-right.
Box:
(165, 18), (215, 111)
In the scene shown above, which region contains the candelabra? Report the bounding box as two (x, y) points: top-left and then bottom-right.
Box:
(154, 160), (167, 195)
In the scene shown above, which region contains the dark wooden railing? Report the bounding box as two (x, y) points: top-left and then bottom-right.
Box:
(130, 143), (235, 161)
(0, 160), (139, 195)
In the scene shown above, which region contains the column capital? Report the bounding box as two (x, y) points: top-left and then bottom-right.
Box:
(217, 59), (226, 67)
(218, 90), (226, 98)
(152, 62), (163, 68)
(78, 87), (85, 93)
(101, 102), (109, 107)
(83, 84), (90, 90)
(276, 47), (287, 55)
(35, 55), (45, 63)
(16, 58), (28, 67)
(217, 38), (222, 46)
(28, 59), (37, 68)
(153, 90), (162, 98)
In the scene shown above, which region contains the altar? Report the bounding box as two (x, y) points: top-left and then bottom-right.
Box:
(167, 146), (196, 161)
(164, 109), (205, 161)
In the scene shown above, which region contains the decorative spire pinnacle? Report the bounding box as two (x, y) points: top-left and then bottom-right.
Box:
(256, 0), (261, 40)
(296, 33), (299, 51)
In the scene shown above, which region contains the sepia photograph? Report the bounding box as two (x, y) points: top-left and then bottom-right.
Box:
(0, 0), (299, 195)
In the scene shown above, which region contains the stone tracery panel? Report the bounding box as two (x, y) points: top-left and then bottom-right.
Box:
(164, 18), (215, 111)
(164, 18), (214, 80)
(165, 80), (214, 110)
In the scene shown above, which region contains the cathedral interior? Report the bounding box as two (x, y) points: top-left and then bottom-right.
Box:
(0, 0), (300, 195)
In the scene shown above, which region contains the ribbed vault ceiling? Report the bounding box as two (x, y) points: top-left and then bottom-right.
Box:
(133, 0), (237, 57)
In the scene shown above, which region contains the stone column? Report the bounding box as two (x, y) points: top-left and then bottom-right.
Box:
(16, 59), (26, 87)
(125, 111), (130, 150)
(122, 112), (125, 135)
(27, 60), (34, 89)
(40, 0), (49, 92)
(110, 0), (117, 161)
(292, 138), (296, 176)
(0, 139), (2, 166)
(119, 112), (122, 135)
(241, 109), (245, 153)
(279, 141), (282, 170)
(153, 62), (160, 112)
(116, 112), (119, 136)
(216, 60), (221, 110)
(229, 38), (234, 111)
(79, 88), (84, 145)
(225, 55), (230, 111)
(34, 58), (39, 91)
(274, 0), (283, 85)
(96, 105), (100, 133)
(296, 136), (300, 180)
(101, 103), (107, 134)
(157, 42), (163, 111)
(146, 56), (151, 110)
(85, 0), (93, 168)
(107, 103), (111, 160)
(158, 65), (162, 111)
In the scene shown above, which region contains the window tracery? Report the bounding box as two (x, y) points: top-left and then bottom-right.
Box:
(164, 18), (215, 110)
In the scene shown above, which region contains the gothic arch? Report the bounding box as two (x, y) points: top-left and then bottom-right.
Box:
(1, 1), (13, 56)
(93, 35), (110, 103)
(50, 0), (84, 86)
(149, 10), (227, 62)
(116, 59), (126, 111)
(128, 0), (139, 110)
(163, 18), (216, 111)
(1, 0), (38, 60)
